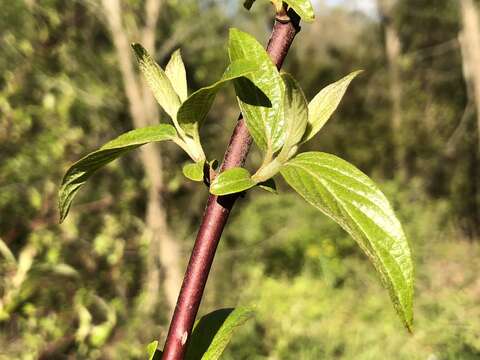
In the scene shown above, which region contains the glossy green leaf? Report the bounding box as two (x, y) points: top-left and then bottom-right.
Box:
(183, 160), (206, 182)
(177, 59), (258, 136)
(302, 71), (362, 143)
(132, 43), (181, 120)
(58, 125), (177, 223)
(185, 307), (254, 360)
(165, 49), (188, 102)
(147, 340), (162, 360)
(280, 152), (414, 330)
(284, 0), (315, 22)
(228, 28), (285, 152)
(279, 72), (308, 157)
(210, 167), (256, 196)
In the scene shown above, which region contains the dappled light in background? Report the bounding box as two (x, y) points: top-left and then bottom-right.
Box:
(0, 0), (479, 358)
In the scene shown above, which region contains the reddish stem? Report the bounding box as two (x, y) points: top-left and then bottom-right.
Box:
(161, 9), (300, 360)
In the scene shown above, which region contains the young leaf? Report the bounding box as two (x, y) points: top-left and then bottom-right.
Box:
(210, 167), (256, 196)
(284, 0), (315, 22)
(131, 43), (181, 120)
(302, 71), (362, 143)
(280, 152), (414, 330)
(177, 59), (258, 136)
(165, 49), (188, 102)
(279, 72), (308, 157)
(58, 125), (177, 223)
(228, 28), (285, 152)
(185, 307), (254, 360)
(183, 160), (206, 182)
(147, 340), (162, 360)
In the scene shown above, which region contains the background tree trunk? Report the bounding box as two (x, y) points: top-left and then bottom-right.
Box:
(101, 0), (182, 315)
(377, 0), (405, 177)
(459, 0), (480, 235)
(459, 0), (480, 152)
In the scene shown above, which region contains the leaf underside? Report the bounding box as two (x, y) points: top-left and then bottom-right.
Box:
(165, 49), (188, 102)
(185, 307), (254, 360)
(280, 152), (414, 330)
(58, 125), (177, 223)
(228, 28), (285, 152)
(131, 43), (181, 120)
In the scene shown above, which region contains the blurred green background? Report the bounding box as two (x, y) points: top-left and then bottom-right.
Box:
(1, 0), (479, 359)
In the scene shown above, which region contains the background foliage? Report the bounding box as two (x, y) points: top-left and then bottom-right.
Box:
(0, 0), (479, 358)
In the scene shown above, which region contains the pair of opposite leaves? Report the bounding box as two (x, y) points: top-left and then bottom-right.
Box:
(58, 28), (414, 331)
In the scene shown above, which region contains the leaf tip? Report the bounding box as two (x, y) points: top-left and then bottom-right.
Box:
(58, 204), (68, 224)
(131, 43), (146, 60)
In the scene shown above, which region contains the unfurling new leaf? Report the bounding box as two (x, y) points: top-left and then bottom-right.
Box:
(58, 125), (177, 223)
(210, 167), (256, 196)
(166, 49), (188, 102)
(302, 71), (362, 143)
(185, 307), (254, 360)
(280, 152), (414, 330)
(228, 28), (285, 153)
(131, 43), (181, 120)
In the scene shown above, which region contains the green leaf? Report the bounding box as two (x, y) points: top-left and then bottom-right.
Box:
(284, 0), (315, 22)
(132, 43), (181, 120)
(302, 71), (362, 143)
(210, 167), (256, 196)
(186, 307), (254, 360)
(58, 125), (177, 223)
(177, 59), (258, 136)
(147, 340), (162, 360)
(279, 72), (308, 157)
(228, 28), (285, 152)
(183, 160), (206, 182)
(280, 152), (414, 330)
(165, 49), (188, 102)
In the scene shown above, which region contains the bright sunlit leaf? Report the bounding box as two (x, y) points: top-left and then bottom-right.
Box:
(228, 28), (285, 153)
(210, 167), (256, 196)
(280, 152), (414, 330)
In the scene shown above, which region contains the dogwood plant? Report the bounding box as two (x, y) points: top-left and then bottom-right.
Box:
(58, 1), (413, 358)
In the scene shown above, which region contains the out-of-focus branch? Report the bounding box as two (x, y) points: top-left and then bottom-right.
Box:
(102, 0), (146, 127)
(101, 0), (182, 315)
(142, 0), (163, 52)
